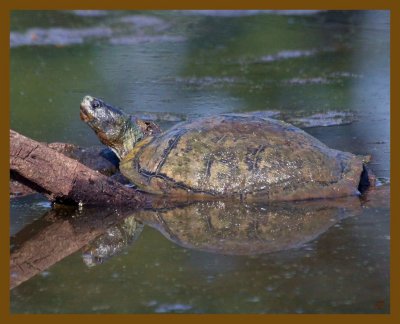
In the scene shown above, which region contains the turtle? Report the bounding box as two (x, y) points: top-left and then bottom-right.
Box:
(80, 95), (374, 201)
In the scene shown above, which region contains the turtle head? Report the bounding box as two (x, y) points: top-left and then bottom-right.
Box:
(80, 95), (144, 160)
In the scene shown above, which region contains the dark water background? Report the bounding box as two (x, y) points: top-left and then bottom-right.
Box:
(10, 10), (390, 313)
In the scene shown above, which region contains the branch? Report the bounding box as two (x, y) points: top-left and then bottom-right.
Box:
(10, 130), (145, 206)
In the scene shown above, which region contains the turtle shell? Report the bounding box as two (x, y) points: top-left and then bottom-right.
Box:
(119, 114), (363, 201)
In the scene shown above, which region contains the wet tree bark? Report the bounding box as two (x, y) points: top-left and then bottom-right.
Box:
(10, 130), (145, 206)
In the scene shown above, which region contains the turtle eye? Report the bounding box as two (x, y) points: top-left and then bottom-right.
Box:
(91, 100), (100, 109)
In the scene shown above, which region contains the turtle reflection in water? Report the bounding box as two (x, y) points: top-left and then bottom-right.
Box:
(135, 197), (362, 255)
(82, 197), (362, 260)
(82, 216), (143, 267)
(80, 96), (374, 201)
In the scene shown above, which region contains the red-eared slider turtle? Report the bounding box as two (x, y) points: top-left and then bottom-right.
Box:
(80, 96), (373, 201)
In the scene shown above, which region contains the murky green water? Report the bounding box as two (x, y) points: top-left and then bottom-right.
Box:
(10, 10), (390, 313)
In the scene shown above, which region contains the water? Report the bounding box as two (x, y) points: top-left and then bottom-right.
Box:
(10, 10), (390, 313)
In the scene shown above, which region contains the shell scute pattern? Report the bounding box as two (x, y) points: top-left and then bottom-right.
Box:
(121, 115), (363, 199)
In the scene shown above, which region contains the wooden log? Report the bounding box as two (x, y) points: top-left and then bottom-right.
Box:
(10, 142), (126, 198)
(10, 130), (145, 206)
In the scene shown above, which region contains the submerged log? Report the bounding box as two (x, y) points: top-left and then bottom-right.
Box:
(10, 130), (145, 206)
